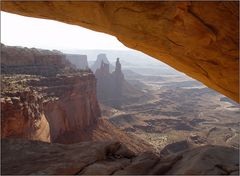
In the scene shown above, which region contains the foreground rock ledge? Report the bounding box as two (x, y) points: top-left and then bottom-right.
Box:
(1, 1), (239, 102)
(1, 139), (239, 175)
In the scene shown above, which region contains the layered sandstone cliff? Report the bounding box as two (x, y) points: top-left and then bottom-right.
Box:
(1, 1), (238, 102)
(34, 73), (101, 142)
(1, 88), (50, 142)
(1, 72), (101, 143)
(1, 44), (101, 143)
(1, 43), (71, 66)
(1, 43), (72, 76)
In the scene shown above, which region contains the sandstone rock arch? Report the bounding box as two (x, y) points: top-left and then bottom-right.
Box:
(1, 1), (239, 102)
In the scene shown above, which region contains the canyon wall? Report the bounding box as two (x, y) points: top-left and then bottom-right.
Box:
(1, 43), (70, 67)
(1, 44), (150, 153)
(1, 1), (238, 102)
(1, 43), (73, 76)
(1, 90), (50, 142)
(35, 74), (101, 142)
(1, 44), (101, 143)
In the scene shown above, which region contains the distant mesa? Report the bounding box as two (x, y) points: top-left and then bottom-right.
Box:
(1, 43), (71, 67)
(1, 43), (74, 76)
(65, 54), (89, 70)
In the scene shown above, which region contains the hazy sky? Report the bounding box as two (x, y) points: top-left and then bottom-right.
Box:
(1, 12), (130, 50)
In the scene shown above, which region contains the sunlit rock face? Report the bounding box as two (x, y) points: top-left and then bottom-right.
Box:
(1, 90), (50, 142)
(1, 44), (101, 143)
(1, 73), (101, 143)
(1, 1), (239, 102)
(41, 73), (101, 142)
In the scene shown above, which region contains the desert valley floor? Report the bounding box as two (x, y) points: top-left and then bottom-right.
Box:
(102, 71), (240, 153)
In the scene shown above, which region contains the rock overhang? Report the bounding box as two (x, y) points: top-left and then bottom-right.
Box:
(1, 1), (239, 102)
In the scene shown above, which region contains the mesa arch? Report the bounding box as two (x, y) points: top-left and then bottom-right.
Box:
(1, 1), (239, 102)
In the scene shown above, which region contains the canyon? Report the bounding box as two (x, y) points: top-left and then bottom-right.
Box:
(1, 44), (239, 175)
(1, 2), (239, 174)
(104, 70), (239, 153)
(1, 44), (154, 153)
(1, 44), (100, 143)
(1, 89), (50, 142)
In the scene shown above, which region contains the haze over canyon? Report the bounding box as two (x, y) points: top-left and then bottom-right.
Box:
(1, 1), (239, 175)
(1, 43), (239, 175)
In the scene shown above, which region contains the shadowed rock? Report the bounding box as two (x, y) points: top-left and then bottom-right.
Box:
(1, 139), (239, 175)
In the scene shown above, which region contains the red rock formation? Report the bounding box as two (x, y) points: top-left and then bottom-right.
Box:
(1, 43), (70, 67)
(1, 90), (50, 142)
(1, 73), (101, 143)
(1, 44), (101, 143)
(1, 43), (75, 76)
(39, 73), (101, 142)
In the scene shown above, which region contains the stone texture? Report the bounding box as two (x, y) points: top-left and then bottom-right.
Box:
(165, 145), (239, 175)
(90, 118), (156, 154)
(160, 140), (193, 158)
(1, 1), (239, 102)
(1, 72), (102, 144)
(1, 139), (130, 175)
(1, 90), (50, 142)
(37, 73), (101, 142)
(2, 73), (101, 143)
(1, 139), (239, 175)
(113, 152), (159, 175)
